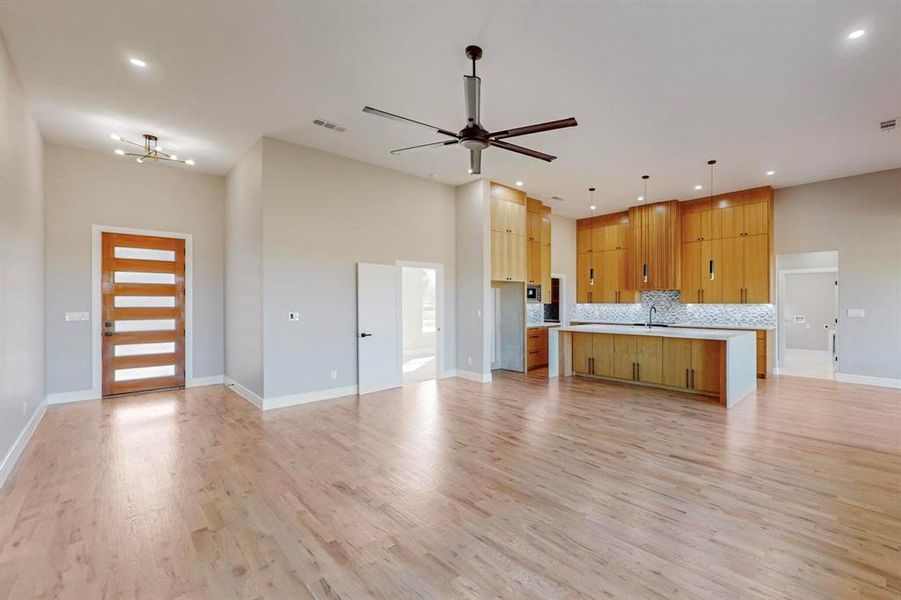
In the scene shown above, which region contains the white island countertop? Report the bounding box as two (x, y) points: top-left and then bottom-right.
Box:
(559, 323), (754, 341)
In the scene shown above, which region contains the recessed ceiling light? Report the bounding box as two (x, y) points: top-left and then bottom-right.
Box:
(135, 157), (144, 164)
(766, 170), (775, 176)
(110, 133), (122, 141)
(169, 155), (178, 160)
(114, 149), (125, 156)
(515, 181), (523, 187)
(185, 159), (195, 166)
(637, 195), (644, 201)
(848, 29), (865, 40)
(589, 205), (596, 210)
(694, 185), (703, 190)
(467, 168), (473, 174)
(129, 57), (147, 68)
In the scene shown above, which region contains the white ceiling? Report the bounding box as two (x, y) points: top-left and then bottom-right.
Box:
(1, 1), (899, 217)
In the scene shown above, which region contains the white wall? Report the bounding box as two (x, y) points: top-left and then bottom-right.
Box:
(774, 168), (901, 381)
(0, 31), (45, 479)
(44, 144), (225, 394)
(225, 140), (263, 396)
(454, 179), (491, 378)
(259, 137), (456, 400)
(551, 213), (577, 323)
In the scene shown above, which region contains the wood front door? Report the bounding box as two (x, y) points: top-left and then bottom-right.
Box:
(101, 232), (185, 396)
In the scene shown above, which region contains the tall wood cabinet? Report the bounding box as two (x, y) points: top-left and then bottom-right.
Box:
(680, 186), (772, 304)
(576, 212), (637, 303)
(490, 183), (527, 282)
(628, 200), (681, 292)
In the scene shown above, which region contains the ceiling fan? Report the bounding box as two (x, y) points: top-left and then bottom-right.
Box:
(362, 45), (578, 175)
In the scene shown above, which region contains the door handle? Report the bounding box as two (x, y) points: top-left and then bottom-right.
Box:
(360, 332), (373, 338)
(685, 368), (689, 388)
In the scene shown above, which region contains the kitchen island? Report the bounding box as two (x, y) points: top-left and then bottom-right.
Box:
(551, 324), (756, 407)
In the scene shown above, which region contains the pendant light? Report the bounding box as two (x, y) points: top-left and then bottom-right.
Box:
(707, 160), (717, 285)
(641, 175), (649, 283)
(588, 187), (596, 287)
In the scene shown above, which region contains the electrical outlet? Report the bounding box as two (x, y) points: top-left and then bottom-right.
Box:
(330, 369), (337, 380)
(288, 312), (300, 321)
(467, 356), (473, 366)
(22, 401), (27, 416)
(847, 308), (865, 318)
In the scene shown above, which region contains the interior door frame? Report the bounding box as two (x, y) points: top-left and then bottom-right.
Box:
(395, 260), (445, 378)
(776, 266), (837, 369)
(91, 225), (193, 398)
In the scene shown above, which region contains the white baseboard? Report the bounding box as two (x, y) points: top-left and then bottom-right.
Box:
(223, 377), (264, 409)
(187, 375), (224, 388)
(46, 389), (98, 405)
(835, 372), (901, 389)
(455, 369), (492, 383)
(0, 402), (46, 488)
(264, 385), (359, 411)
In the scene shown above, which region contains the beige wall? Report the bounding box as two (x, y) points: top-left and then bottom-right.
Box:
(551, 213), (577, 322)
(0, 31), (45, 475)
(225, 140), (263, 397)
(259, 137), (456, 400)
(774, 168), (901, 381)
(44, 144), (225, 394)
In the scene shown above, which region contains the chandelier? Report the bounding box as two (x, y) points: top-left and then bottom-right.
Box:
(110, 133), (195, 166)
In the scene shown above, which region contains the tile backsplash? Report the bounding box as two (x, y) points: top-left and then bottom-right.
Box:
(527, 303), (545, 326)
(572, 291), (776, 328)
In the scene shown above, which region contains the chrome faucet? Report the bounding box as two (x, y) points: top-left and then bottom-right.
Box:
(647, 305), (657, 329)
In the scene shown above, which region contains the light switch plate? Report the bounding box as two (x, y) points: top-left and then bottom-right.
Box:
(288, 312), (300, 321)
(65, 311), (90, 322)
(847, 308), (865, 318)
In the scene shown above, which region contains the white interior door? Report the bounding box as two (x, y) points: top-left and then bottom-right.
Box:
(357, 263), (401, 395)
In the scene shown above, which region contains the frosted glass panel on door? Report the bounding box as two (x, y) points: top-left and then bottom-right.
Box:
(115, 319), (176, 332)
(114, 247), (176, 261)
(114, 342), (176, 357)
(114, 364), (176, 381)
(114, 296), (176, 308)
(114, 271), (176, 284)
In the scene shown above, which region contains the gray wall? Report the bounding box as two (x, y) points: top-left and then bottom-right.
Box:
(44, 144), (225, 393)
(783, 272), (835, 351)
(259, 137), (456, 399)
(454, 179), (490, 376)
(225, 140), (263, 396)
(774, 168), (901, 380)
(0, 31), (45, 469)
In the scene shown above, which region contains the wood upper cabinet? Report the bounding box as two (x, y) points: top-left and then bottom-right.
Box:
(680, 241), (702, 304)
(528, 240), (541, 284)
(491, 183), (527, 281)
(603, 223), (629, 251)
(541, 206), (552, 303)
(527, 199), (542, 241)
(681, 205), (723, 242)
(491, 230), (526, 282)
(721, 201), (768, 238)
(577, 218), (594, 253)
(700, 239), (724, 303)
(721, 234), (768, 303)
(629, 200), (681, 291)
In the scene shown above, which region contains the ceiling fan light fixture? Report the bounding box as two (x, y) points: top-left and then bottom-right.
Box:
(362, 45), (578, 174)
(114, 149), (125, 156)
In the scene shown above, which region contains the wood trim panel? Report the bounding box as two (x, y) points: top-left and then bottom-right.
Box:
(109, 331), (178, 344)
(113, 353), (178, 369)
(109, 258), (180, 273)
(112, 283), (179, 296)
(112, 307), (180, 320)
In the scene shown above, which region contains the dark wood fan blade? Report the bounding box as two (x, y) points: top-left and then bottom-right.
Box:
(470, 148), (481, 174)
(490, 139), (556, 162)
(489, 117), (578, 140)
(390, 140), (458, 155)
(362, 106), (459, 138)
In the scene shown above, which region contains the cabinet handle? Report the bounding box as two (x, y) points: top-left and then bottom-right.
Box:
(685, 368), (690, 388)
(690, 369), (695, 389)
(637, 363), (641, 381)
(701, 289), (705, 303)
(642, 263), (648, 283)
(632, 362), (636, 380)
(709, 259), (715, 281)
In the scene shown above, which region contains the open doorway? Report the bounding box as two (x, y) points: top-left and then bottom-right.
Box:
(777, 251), (838, 380)
(400, 266), (438, 383)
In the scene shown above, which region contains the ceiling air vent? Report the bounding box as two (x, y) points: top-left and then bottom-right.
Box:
(551, 196), (566, 202)
(313, 118), (346, 133)
(880, 118), (896, 132)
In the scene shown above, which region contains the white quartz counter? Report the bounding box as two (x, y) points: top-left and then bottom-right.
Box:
(572, 320), (776, 331)
(559, 323), (755, 341)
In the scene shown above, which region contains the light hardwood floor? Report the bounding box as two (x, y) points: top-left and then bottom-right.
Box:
(1, 373), (899, 599)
